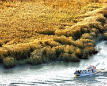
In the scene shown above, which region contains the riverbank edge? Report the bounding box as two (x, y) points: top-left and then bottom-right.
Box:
(1, 6), (107, 68)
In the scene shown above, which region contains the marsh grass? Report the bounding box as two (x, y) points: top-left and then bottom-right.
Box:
(38, 29), (55, 35)
(103, 32), (107, 40)
(74, 41), (84, 49)
(30, 56), (42, 65)
(81, 33), (93, 39)
(58, 53), (80, 62)
(82, 46), (95, 58)
(44, 40), (60, 47)
(0, 0), (107, 68)
(75, 48), (82, 57)
(64, 45), (75, 54)
(54, 45), (65, 57)
(54, 36), (74, 45)
(0, 42), (41, 61)
(55, 30), (67, 36)
(42, 47), (57, 62)
(30, 46), (57, 64)
(3, 57), (16, 68)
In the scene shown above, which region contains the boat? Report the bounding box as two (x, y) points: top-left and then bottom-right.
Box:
(74, 65), (97, 78)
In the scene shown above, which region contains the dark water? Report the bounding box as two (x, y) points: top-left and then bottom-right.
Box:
(0, 41), (107, 86)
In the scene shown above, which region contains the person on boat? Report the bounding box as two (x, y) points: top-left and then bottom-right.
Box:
(92, 69), (93, 73)
(82, 70), (84, 74)
(92, 66), (96, 73)
(78, 70), (80, 74)
(76, 70), (78, 74)
(74, 70), (78, 74)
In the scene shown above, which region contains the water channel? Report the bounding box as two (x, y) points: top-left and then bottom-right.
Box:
(0, 41), (107, 86)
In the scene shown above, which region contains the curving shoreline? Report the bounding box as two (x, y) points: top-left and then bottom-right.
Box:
(1, 2), (107, 68)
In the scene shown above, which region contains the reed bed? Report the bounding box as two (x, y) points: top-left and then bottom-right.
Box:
(0, 0), (107, 68)
(3, 57), (16, 68)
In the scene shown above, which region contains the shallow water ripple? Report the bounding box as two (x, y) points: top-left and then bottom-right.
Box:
(0, 41), (107, 86)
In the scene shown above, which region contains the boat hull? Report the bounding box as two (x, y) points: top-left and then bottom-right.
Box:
(74, 72), (96, 78)
(74, 65), (97, 78)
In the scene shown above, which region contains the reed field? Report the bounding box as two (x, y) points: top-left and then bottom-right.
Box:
(0, 0), (107, 68)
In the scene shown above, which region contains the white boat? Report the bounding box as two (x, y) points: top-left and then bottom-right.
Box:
(74, 65), (97, 78)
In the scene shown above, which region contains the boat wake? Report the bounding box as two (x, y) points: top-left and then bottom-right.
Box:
(94, 60), (107, 73)
(97, 68), (107, 73)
